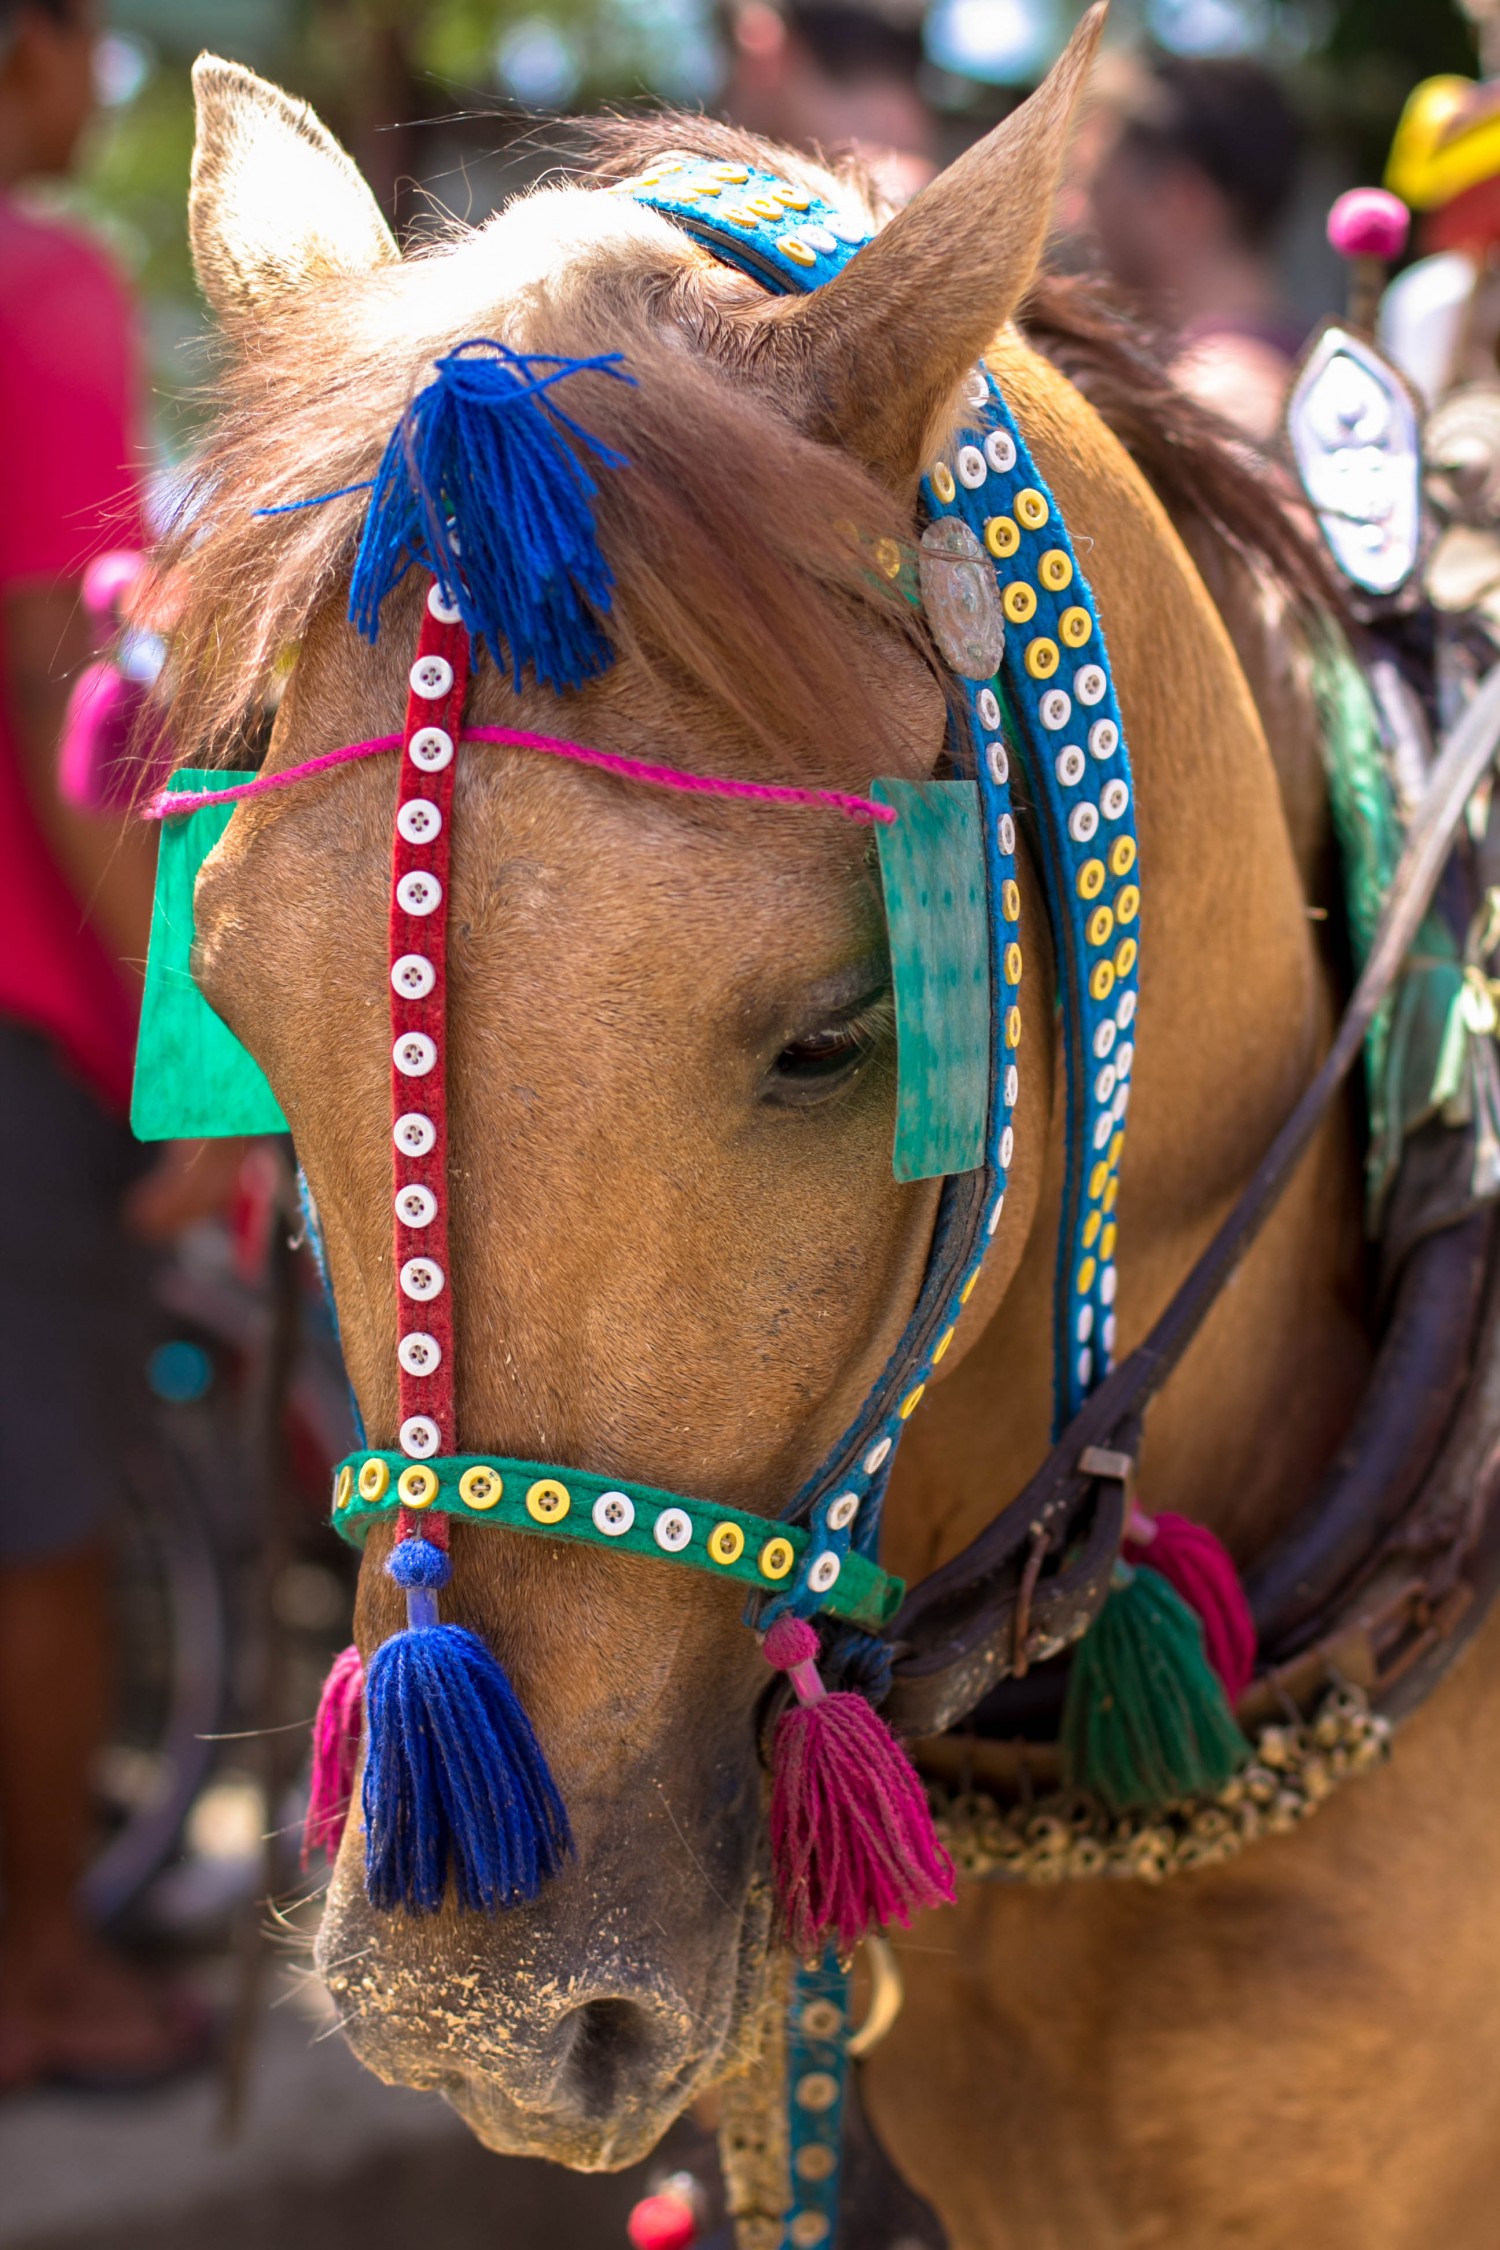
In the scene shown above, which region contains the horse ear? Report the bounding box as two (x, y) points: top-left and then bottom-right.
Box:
(756, 5), (1106, 490)
(189, 54), (397, 321)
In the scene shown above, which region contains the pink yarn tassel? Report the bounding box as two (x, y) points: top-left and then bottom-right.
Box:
(303, 1643), (365, 1865)
(763, 1615), (954, 1960)
(1125, 1509), (1257, 1703)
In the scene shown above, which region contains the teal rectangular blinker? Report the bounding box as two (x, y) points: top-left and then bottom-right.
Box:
(870, 778), (991, 1183)
(131, 770), (288, 1141)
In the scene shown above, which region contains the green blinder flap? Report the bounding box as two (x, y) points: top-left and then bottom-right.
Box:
(131, 771), (288, 1141)
(870, 779), (990, 1183)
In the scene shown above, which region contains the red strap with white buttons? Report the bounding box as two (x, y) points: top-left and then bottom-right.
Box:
(391, 584), (470, 1543)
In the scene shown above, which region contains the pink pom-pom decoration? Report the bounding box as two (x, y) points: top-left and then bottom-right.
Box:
(303, 1643), (365, 1864)
(1327, 188), (1410, 264)
(1124, 1509), (1257, 1704)
(763, 1615), (954, 1958)
(626, 2190), (699, 2250)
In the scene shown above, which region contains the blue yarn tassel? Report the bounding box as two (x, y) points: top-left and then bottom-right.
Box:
(362, 1540), (572, 1913)
(348, 338), (632, 695)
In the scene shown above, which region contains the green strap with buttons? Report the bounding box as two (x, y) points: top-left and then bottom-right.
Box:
(331, 1452), (904, 1631)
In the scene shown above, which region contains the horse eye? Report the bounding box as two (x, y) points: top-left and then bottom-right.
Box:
(765, 993), (891, 1106)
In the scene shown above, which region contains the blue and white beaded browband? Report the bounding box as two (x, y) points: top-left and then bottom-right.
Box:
(618, 155), (1143, 2250)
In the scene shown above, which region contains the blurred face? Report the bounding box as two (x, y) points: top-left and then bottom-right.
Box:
(1086, 134), (1234, 303)
(0, 0), (97, 182)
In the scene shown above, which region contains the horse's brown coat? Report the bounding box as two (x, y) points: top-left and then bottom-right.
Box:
(170, 23), (1500, 2239)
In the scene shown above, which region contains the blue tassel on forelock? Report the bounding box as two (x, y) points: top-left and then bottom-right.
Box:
(362, 1539), (572, 1914)
(348, 338), (632, 696)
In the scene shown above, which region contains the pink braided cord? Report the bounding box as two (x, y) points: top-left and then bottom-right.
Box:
(146, 725), (896, 826)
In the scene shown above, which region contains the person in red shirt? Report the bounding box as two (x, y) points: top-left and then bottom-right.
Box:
(0, 0), (229, 2090)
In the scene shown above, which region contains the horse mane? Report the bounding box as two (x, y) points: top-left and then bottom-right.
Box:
(155, 107), (1336, 780)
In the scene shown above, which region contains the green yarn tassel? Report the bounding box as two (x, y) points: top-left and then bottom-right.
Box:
(1061, 1563), (1250, 1813)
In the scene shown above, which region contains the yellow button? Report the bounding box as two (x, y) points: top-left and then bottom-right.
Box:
(759, 1535), (796, 1581)
(1024, 637), (1059, 679)
(334, 1465), (354, 1512)
(1105, 1176), (1120, 1212)
(722, 205), (760, 228)
(357, 1457), (390, 1503)
(1002, 582), (1037, 624)
(872, 536), (902, 579)
(1115, 936), (1138, 977)
(773, 187), (812, 210)
(1077, 1257), (1097, 1294)
(747, 195), (783, 218)
(1087, 904), (1115, 948)
(712, 163), (750, 181)
(1116, 884), (1140, 924)
(1090, 960), (1116, 1002)
(709, 1521), (745, 1565)
(1005, 1005), (1022, 1048)
(1059, 606), (1092, 648)
(1002, 878), (1021, 920)
(899, 1383), (926, 1419)
(1110, 1132), (1125, 1165)
(1004, 941), (1023, 985)
(1102, 1222), (1118, 1260)
(458, 1465), (503, 1511)
(961, 1272), (980, 1306)
(1089, 1160), (1109, 1199)
(526, 1478), (571, 1524)
(1077, 858), (1105, 901)
(1110, 836), (1137, 877)
(932, 1325), (955, 1363)
(1083, 1210), (1101, 1248)
(984, 515), (1020, 560)
(1038, 547), (1072, 591)
(782, 238), (816, 266)
(398, 1463), (439, 1508)
(931, 462), (957, 504)
(1014, 487), (1050, 529)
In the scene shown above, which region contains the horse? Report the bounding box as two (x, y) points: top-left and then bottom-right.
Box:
(156, 17), (1500, 2244)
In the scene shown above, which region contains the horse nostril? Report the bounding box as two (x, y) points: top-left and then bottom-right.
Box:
(563, 1997), (660, 2116)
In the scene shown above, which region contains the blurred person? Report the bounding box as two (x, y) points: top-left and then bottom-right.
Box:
(1383, 73), (1500, 405)
(0, 0), (228, 2092)
(1073, 52), (1306, 443)
(720, 0), (936, 204)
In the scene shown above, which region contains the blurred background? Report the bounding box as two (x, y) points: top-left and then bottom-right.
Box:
(0, 0), (1485, 2246)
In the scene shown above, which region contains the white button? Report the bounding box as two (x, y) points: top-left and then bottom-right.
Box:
(1055, 745), (1085, 787)
(410, 654), (454, 701)
(1103, 1311), (1117, 1351)
(1114, 1083), (1130, 1119)
(1095, 1063), (1117, 1104)
(398, 1331), (442, 1377)
(427, 581), (462, 624)
(409, 726), (454, 772)
(1101, 779), (1130, 820)
(1101, 1266), (1118, 1305)
(392, 952), (436, 1000)
(977, 687), (1001, 732)
(399, 1414), (441, 1457)
(394, 1112), (436, 1157)
(987, 1193), (1005, 1235)
(987, 741), (1010, 786)
(999, 1124), (1015, 1165)
(956, 444), (987, 489)
(397, 798), (443, 845)
(654, 1507), (692, 1552)
(393, 1031), (437, 1078)
(1077, 1347), (1093, 1389)
(395, 1182), (438, 1227)
(1093, 1113), (1113, 1151)
(802, 224), (837, 253)
(1068, 802), (1099, 843)
(400, 1256), (444, 1302)
(1117, 1040), (1134, 1079)
(964, 371), (990, 409)
(1039, 689), (1071, 731)
(1089, 719), (1119, 760)
(396, 870), (442, 916)
(1075, 665), (1107, 706)
(826, 1492), (860, 1532)
(1093, 1019), (1117, 1060)
(997, 813), (1016, 854)
(807, 1550), (841, 1594)
(1077, 1303), (1094, 1342)
(593, 1490), (635, 1536)
(1117, 990), (1138, 1029)
(984, 429), (1017, 474)
(863, 1437), (891, 1476)
(829, 215), (870, 243)
(1004, 1063), (1018, 1106)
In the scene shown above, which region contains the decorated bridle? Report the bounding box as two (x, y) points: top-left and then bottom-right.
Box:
(134, 156), (1266, 2250)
